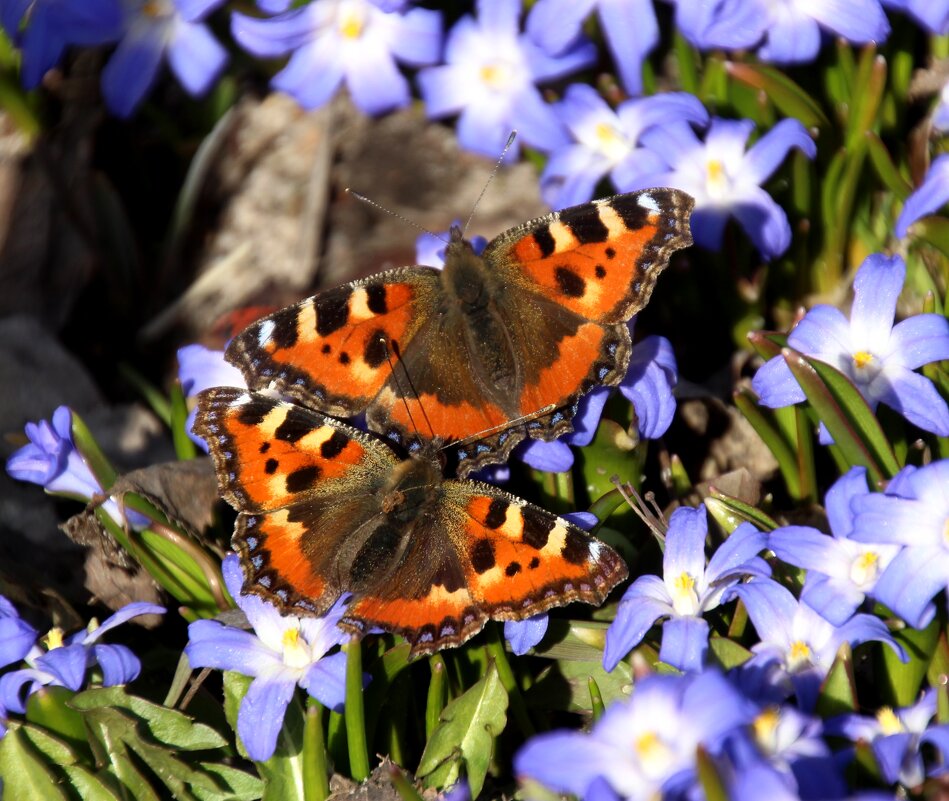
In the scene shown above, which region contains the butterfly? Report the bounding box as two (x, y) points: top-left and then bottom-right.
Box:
(194, 387), (628, 656)
(224, 188), (694, 477)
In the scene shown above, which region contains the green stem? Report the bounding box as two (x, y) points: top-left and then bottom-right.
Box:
(484, 624), (534, 737)
(426, 654), (447, 739)
(303, 699), (329, 801)
(344, 640), (370, 781)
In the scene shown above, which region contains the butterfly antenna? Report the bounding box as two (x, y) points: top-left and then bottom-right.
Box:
(441, 403), (558, 454)
(377, 333), (437, 449)
(461, 130), (517, 238)
(346, 188), (448, 244)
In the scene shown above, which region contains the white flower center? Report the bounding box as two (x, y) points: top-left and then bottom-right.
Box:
(634, 731), (676, 779)
(281, 627), (312, 670)
(670, 572), (700, 616)
(876, 706), (904, 735)
(338, 8), (366, 39)
(479, 60), (517, 91)
(705, 158), (731, 200)
(849, 550), (880, 587)
(787, 640), (812, 671)
(943, 516), (949, 549)
(593, 122), (631, 162)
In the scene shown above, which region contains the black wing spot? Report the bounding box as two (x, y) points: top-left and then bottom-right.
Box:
(315, 288), (353, 336)
(562, 528), (591, 565)
(269, 315), (299, 349)
(522, 507), (556, 549)
(561, 205), (609, 243)
(274, 406), (314, 443)
(365, 284), (388, 315)
(363, 329), (390, 368)
(259, 442), (271, 454)
(529, 557), (540, 569)
(236, 398), (271, 427)
(605, 247), (616, 259)
(505, 561), (522, 577)
(555, 266), (586, 298)
(533, 224), (556, 258)
(470, 539), (496, 574)
(484, 498), (509, 530)
(612, 196), (649, 230)
(321, 344), (331, 354)
(320, 430), (349, 459)
(339, 352), (351, 365)
(595, 265), (606, 278)
(264, 458), (279, 475)
(286, 464), (321, 494)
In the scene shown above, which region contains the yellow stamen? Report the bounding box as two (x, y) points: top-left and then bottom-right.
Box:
(479, 62), (513, 90)
(339, 12), (364, 39)
(876, 706), (904, 735)
(753, 707), (780, 748)
(671, 572), (699, 616)
(787, 640), (811, 669)
(852, 351), (874, 369)
(850, 551), (879, 586)
(281, 627), (310, 670)
(594, 122), (629, 160)
(44, 627), (65, 650)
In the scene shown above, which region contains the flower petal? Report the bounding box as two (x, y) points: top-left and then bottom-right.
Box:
(603, 578), (671, 671)
(659, 616), (709, 672)
(758, 7), (822, 63)
(300, 650), (348, 710)
(867, 547), (947, 628)
(92, 643), (141, 686)
(345, 48), (409, 115)
(84, 603), (166, 643)
(167, 21), (228, 96)
(525, 0), (595, 56)
(849, 254), (904, 348)
(504, 615), (549, 655)
(185, 620), (284, 677)
(742, 119), (816, 185)
(238, 676), (297, 762)
(896, 154), (949, 237)
(705, 522), (768, 582)
(887, 313), (949, 369)
(101, 20), (167, 117)
(751, 355), (807, 407)
(35, 645), (88, 691)
(599, 0), (659, 96)
(731, 185), (792, 259)
(876, 367), (949, 435)
(518, 439), (573, 472)
(824, 466), (868, 539)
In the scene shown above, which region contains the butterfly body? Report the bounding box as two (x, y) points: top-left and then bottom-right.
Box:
(196, 387), (628, 656)
(226, 188), (694, 476)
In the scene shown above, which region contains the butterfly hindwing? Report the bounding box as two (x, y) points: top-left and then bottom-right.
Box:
(194, 387), (399, 614)
(342, 480), (628, 656)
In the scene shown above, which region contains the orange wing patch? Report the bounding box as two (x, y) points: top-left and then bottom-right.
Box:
(457, 490), (628, 618)
(504, 189), (693, 324)
(225, 273), (438, 417)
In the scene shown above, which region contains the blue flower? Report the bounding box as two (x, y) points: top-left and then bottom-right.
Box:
(6, 406), (148, 529)
(604, 506), (769, 673)
(769, 467), (900, 626)
(417, 0), (595, 159)
(101, 0), (228, 118)
(895, 154), (949, 238)
(881, 0), (949, 34)
(232, 0), (442, 115)
(0, 596), (41, 671)
(670, 0), (768, 52)
(178, 344), (247, 452)
(755, 0), (889, 64)
(538, 84), (708, 209)
(1, 0), (123, 89)
(730, 578), (904, 709)
(515, 669), (753, 801)
(752, 253), (949, 439)
(525, 0), (659, 96)
(620, 333), (678, 441)
(639, 117), (816, 259)
(0, 601), (164, 713)
(827, 690), (949, 787)
(849, 460), (949, 629)
(185, 555), (350, 762)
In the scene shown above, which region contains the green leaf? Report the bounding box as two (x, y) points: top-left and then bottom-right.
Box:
(703, 493), (778, 534)
(733, 387), (803, 501)
(171, 381), (199, 460)
(0, 724), (70, 801)
(865, 132), (911, 198)
(816, 643), (858, 717)
(576, 419), (639, 507)
(880, 615), (940, 707)
(526, 653), (632, 714)
(725, 62), (829, 128)
(192, 764), (265, 801)
(71, 686), (226, 750)
(782, 349), (900, 483)
(927, 632), (949, 690)
(25, 686), (87, 755)
(695, 746), (728, 801)
(707, 636), (752, 671)
(417, 661), (509, 797)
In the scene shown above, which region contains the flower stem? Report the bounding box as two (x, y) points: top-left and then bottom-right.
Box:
(345, 639), (370, 781)
(485, 623), (534, 736)
(303, 698), (329, 801)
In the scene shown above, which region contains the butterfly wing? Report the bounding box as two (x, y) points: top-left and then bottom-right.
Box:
(483, 188), (693, 326)
(341, 480), (628, 656)
(224, 269), (441, 419)
(194, 387), (401, 615)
